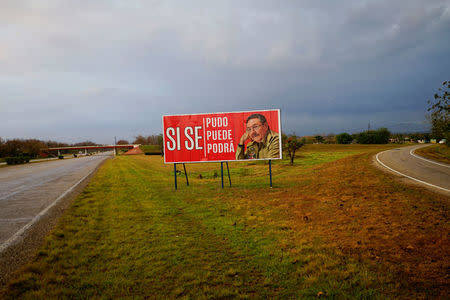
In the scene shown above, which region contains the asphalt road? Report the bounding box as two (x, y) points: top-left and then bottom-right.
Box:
(376, 144), (450, 195)
(0, 153), (112, 249)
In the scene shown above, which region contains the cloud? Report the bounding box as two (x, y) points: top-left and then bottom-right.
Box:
(0, 0), (449, 143)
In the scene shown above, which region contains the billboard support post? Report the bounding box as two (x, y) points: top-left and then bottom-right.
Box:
(174, 164), (177, 190)
(269, 160), (272, 188)
(221, 162), (224, 189)
(226, 162), (231, 187)
(183, 163), (189, 186)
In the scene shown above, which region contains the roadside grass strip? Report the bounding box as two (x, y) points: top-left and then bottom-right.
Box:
(414, 144), (450, 165)
(1, 144), (448, 298)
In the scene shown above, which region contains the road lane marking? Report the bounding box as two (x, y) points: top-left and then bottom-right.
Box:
(410, 148), (450, 168)
(376, 150), (450, 193)
(0, 165), (98, 254)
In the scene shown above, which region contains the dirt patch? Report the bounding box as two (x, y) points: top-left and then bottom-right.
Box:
(280, 153), (450, 298)
(0, 158), (109, 288)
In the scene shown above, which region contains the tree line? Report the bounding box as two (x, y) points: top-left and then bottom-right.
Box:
(0, 138), (99, 159)
(116, 134), (163, 146)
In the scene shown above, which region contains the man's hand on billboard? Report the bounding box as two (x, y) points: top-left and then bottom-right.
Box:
(239, 131), (250, 145)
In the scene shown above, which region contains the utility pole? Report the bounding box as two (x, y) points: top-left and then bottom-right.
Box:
(114, 136), (117, 157)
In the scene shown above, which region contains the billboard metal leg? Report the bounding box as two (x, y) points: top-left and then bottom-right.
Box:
(174, 164), (177, 190)
(226, 162), (231, 187)
(269, 160), (272, 188)
(183, 163), (189, 186)
(221, 162), (224, 189)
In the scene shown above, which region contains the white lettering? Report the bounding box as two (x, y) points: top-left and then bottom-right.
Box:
(166, 127), (176, 151)
(205, 117), (229, 128)
(194, 126), (203, 150)
(184, 127), (194, 150)
(176, 127), (181, 150)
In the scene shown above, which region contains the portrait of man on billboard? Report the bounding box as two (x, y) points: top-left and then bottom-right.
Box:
(236, 113), (280, 160)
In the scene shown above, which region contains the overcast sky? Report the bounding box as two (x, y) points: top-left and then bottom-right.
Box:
(1, 0), (449, 144)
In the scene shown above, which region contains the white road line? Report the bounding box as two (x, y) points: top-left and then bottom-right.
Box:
(375, 150), (450, 193)
(0, 167), (97, 254)
(410, 148), (450, 168)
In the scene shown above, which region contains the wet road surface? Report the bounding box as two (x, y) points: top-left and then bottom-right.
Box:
(0, 154), (111, 248)
(376, 145), (450, 195)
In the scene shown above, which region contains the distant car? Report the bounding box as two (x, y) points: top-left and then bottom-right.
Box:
(439, 139), (446, 144)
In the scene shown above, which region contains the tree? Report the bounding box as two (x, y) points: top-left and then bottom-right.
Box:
(314, 135), (324, 143)
(157, 134), (164, 156)
(355, 128), (391, 144)
(133, 135), (147, 145)
(284, 135), (304, 165)
(73, 141), (97, 146)
(427, 81), (449, 143)
(336, 133), (353, 144)
(117, 139), (129, 145)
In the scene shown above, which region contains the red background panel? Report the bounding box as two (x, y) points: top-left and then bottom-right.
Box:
(163, 109), (280, 163)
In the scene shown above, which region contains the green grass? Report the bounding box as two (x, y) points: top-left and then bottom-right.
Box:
(2, 144), (429, 298)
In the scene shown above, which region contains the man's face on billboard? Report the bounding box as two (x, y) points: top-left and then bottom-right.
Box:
(246, 117), (268, 143)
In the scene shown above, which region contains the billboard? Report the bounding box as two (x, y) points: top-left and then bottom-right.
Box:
(163, 109), (282, 163)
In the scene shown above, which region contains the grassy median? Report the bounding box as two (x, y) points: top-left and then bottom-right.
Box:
(415, 144), (450, 164)
(1, 144), (448, 298)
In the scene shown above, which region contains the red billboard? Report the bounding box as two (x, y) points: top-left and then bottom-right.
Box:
(163, 109), (282, 163)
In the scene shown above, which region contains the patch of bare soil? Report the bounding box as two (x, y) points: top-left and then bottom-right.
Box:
(273, 153), (448, 298)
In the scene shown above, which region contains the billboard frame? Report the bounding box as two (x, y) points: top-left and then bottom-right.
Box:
(162, 109), (282, 164)
(162, 109), (281, 189)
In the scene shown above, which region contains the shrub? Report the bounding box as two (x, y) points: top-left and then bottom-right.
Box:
(5, 156), (30, 165)
(58, 155), (64, 159)
(356, 128), (391, 144)
(336, 133), (353, 144)
(145, 152), (162, 155)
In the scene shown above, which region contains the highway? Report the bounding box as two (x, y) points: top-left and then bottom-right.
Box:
(376, 145), (450, 195)
(0, 153), (112, 250)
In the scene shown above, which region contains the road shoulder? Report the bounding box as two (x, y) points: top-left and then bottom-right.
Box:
(372, 147), (450, 197)
(0, 158), (110, 288)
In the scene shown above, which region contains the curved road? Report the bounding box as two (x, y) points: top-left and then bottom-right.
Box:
(0, 153), (112, 251)
(376, 145), (450, 195)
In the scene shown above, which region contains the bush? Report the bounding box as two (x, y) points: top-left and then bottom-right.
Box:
(145, 152), (161, 155)
(356, 128), (391, 144)
(5, 156), (30, 165)
(336, 133), (353, 144)
(58, 155), (64, 159)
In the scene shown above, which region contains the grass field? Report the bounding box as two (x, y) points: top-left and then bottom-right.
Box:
(415, 144), (450, 164)
(1, 144), (448, 298)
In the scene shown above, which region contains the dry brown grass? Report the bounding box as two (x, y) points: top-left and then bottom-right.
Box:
(242, 150), (449, 297)
(415, 144), (450, 164)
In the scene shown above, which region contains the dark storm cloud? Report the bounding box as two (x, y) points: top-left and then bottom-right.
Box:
(1, 0), (449, 143)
